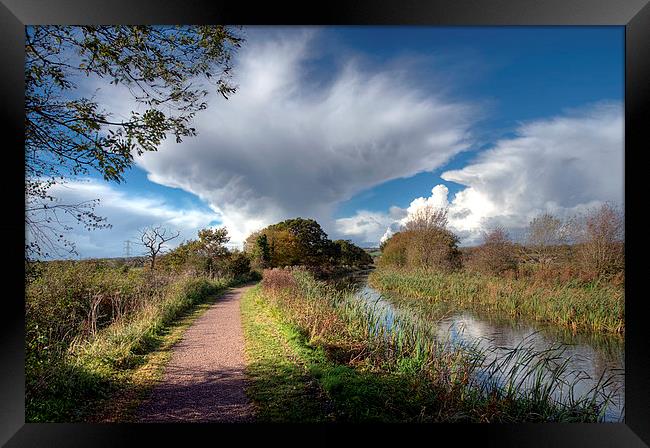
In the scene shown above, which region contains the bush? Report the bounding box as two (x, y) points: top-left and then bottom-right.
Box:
(26, 261), (159, 360)
(379, 228), (461, 272)
(575, 203), (624, 279)
(466, 227), (518, 276)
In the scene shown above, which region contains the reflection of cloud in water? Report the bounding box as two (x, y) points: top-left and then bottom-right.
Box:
(350, 279), (624, 422)
(435, 313), (624, 422)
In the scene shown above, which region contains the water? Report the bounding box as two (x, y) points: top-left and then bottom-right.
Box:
(338, 273), (624, 422)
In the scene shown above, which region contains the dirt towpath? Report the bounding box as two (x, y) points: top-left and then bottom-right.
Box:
(137, 284), (255, 422)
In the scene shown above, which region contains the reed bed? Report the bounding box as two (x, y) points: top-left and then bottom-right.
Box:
(260, 268), (616, 422)
(368, 268), (624, 334)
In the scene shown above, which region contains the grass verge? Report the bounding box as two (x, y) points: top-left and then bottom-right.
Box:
(26, 276), (250, 422)
(246, 268), (613, 422)
(241, 285), (446, 422)
(241, 285), (334, 422)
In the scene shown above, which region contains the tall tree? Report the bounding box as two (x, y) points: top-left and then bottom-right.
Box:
(254, 233), (271, 268)
(267, 218), (333, 266)
(25, 25), (242, 259)
(197, 227), (230, 258)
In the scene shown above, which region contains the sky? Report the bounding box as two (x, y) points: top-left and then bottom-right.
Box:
(31, 26), (625, 258)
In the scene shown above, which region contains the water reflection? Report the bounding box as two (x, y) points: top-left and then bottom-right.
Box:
(336, 272), (624, 422)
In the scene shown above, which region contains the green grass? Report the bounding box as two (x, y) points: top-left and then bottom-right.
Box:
(243, 270), (612, 422)
(89, 286), (239, 422)
(368, 268), (624, 334)
(241, 285), (334, 422)
(241, 285), (446, 422)
(26, 274), (251, 422)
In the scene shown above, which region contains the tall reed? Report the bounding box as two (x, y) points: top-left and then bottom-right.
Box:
(368, 268), (624, 334)
(260, 268), (616, 421)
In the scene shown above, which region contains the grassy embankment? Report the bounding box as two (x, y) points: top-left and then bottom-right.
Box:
(368, 268), (624, 334)
(26, 260), (255, 422)
(242, 283), (447, 422)
(241, 268), (613, 422)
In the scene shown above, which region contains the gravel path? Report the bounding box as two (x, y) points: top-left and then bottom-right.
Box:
(137, 284), (255, 423)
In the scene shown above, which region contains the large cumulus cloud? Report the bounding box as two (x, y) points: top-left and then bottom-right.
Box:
(135, 29), (476, 243)
(346, 102), (623, 246)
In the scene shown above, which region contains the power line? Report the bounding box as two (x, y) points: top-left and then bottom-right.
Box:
(123, 240), (132, 258)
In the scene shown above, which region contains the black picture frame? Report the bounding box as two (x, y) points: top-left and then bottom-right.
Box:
(2, 0), (648, 445)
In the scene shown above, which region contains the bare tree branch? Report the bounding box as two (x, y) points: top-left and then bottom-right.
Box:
(138, 225), (180, 269)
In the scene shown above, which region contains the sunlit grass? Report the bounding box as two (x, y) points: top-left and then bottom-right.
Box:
(26, 270), (246, 422)
(254, 268), (614, 422)
(368, 268), (624, 334)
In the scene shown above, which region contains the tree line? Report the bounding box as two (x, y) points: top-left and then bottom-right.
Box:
(244, 218), (372, 271)
(137, 217), (372, 278)
(379, 202), (624, 283)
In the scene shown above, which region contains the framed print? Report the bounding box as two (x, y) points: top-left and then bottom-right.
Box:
(2, 0), (649, 446)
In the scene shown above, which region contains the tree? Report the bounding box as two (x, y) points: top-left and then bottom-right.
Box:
(526, 213), (571, 264)
(379, 228), (462, 272)
(197, 227), (230, 258)
(159, 239), (207, 273)
(397, 205), (460, 271)
(332, 240), (373, 267)
(248, 218), (334, 267)
(467, 226), (518, 276)
(197, 227), (230, 276)
(245, 233), (271, 269)
(256, 234), (271, 266)
(379, 232), (407, 267)
(160, 227), (231, 276)
(214, 250), (252, 279)
(25, 25), (242, 259)
(575, 203), (624, 278)
(244, 218), (373, 269)
(270, 218), (333, 264)
(402, 205), (449, 231)
(139, 226), (180, 270)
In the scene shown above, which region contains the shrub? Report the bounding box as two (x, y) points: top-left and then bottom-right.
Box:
(575, 203), (624, 279)
(466, 227), (518, 276)
(214, 250), (252, 279)
(379, 228), (462, 272)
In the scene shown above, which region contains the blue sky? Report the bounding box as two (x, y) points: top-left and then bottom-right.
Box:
(333, 26), (623, 217)
(35, 26), (624, 257)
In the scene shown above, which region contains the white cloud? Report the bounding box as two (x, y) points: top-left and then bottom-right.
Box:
(27, 179), (221, 259)
(132, 29), (476, 244)
(376, 184), (450, 243)
(335, 207), (406, 244)
(365, 102), (624, 246)
(49, 30), (623, 254)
